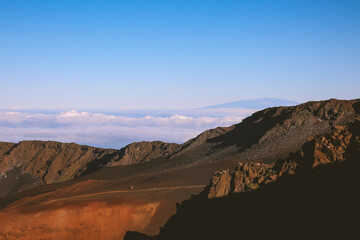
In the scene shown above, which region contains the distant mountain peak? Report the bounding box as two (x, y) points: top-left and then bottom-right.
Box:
(203, 98), (300, 109)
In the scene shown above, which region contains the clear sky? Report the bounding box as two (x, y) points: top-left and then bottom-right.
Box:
(1, 0), (359, 110)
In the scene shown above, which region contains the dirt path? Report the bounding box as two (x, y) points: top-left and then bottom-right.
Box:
(53, 185), (207, 202)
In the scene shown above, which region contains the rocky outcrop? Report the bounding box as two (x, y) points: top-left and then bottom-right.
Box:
(208, 163), (277, 198)
(207, 119), (360, 198)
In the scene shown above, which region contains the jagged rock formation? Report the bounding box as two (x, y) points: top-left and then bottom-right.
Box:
(207, 120), (359, 198)
(207, 163), (277, 198)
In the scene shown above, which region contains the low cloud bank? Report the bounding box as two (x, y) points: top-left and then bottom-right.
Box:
(0, 109), (255, 148)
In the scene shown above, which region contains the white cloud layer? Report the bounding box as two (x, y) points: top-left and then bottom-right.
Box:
(0, 109), (256, 148)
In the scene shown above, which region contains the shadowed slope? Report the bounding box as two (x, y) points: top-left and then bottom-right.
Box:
(125, 119), (360, 240)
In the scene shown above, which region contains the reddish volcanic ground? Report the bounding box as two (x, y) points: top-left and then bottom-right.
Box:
(1, 200), (159, 240)
(0, 178), (205, 240)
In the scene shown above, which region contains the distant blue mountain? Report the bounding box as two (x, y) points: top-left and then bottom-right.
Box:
(203, 98), (300, 109)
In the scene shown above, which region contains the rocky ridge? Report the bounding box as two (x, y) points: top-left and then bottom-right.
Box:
(0, 140), (180, 184)
(107, 141), (180, 167)
(149, 98), (360, 169)
(0, 140), (179, 197)
(0, 141), (118, 184)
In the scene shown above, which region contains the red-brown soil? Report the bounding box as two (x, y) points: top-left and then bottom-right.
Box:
(1, 200), (159, 240)
(0, 177), (204, 240)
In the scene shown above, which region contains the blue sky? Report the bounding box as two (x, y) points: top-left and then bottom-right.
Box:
(1, 0), (359, 110)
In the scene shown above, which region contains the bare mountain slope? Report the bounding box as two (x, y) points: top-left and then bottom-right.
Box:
(0, 140), (179, 197)
(107, 141), (180, 167)
(170, 98), (360, 165)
